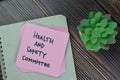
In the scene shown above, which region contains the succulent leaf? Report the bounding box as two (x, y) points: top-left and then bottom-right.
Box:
(93, 42), (101, 52)
(101, 32), (108, 37)
(106, 28), (114, 34)
(83, 19), (90, 26)
(108, 22), (117, 29)
(90, 18), (96, 25)
(86, 42), (92, 50)
(85, 28), (92, 34)
(81, 34), (90, 43)
(100, 38), (108, 44)
(94, 11), (103, 22)
(100, 18), (108, 27)
(89, 11), (95, 19)
(91, 37), (97, 44)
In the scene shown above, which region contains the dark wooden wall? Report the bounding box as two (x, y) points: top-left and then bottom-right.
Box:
(0, 0), (120, 80)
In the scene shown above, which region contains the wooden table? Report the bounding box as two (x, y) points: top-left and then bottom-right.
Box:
(0, 0), (120, 80)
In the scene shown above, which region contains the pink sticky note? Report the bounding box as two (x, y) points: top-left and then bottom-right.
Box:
(16, 23), (69, 77)
(19, 25), (66, 75)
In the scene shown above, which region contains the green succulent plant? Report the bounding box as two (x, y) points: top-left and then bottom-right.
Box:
(77, 11), (118, 52)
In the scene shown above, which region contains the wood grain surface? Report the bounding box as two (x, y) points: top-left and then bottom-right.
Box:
(0, 0), (120, 80)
